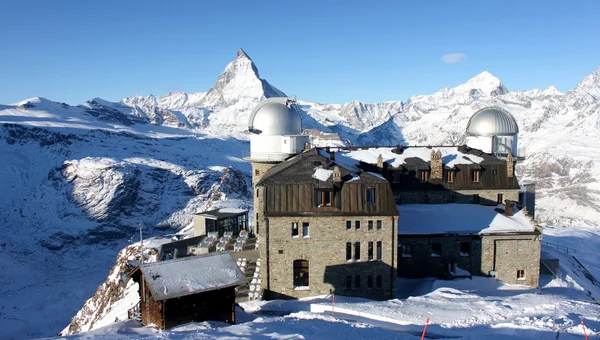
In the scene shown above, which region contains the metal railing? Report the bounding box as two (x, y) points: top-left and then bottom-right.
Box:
(542, 241), (576, 254)
(128, 301), (141, 320)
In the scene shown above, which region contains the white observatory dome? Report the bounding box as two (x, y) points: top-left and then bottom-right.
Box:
(465, 107), (519, 157)
(246, 97), (309, 163)
(248, 97), (302, 136)
(466, 107), (519, 137)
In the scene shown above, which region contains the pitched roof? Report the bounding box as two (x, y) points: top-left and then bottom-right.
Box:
(140, 252), (246, 301)
(257, 148), (388, 186)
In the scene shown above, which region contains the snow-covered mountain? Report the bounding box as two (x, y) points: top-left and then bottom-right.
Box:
(1, 49), (600, 338)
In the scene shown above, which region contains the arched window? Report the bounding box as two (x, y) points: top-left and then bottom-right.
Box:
(293, 260), (309, 287)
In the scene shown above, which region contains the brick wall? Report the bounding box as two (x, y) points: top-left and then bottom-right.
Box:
(481, 234), (541, 287)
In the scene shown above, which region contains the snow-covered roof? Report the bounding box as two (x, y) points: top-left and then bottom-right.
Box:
(397, 204), (536, 236)
(339, 146), (485, 169)
(140, 252), (246, 301)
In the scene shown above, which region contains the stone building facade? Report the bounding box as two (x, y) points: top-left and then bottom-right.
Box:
(251, 148), (398, 300)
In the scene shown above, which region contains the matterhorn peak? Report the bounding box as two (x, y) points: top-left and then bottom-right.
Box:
(198, 49), (286, 110)
(236, 48), (251, 60)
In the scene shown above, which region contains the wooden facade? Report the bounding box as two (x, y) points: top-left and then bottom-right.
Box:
(136, 276), (236, 329)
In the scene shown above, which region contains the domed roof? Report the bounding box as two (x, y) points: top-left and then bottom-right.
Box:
(466, 107), (519, 136)
(248, 97), (302, 136)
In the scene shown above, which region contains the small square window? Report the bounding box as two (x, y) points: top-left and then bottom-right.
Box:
(368, 220), (373, 231)
(420, 171), (430, 182)
(472, 170), (481, 182)
(346, 242), (352, 261)
(368, 241), (374, 261)
(366, 188), (376, 203)
(446, 171), (455, 183)
(431, 243), (441, 257)
(354, 242), (361, 261)
(460, 242), (471, 256)
(402, 244), (412, 258)
(497, 193), (504, 204)
(517, 269), (525, 280)
(254, 169), (260, 176)
(291, 222), (299, 237)
(355, 221), (361, 230)
(376, 241), (382, 260)
(346, 220), (352, 230)
(316, 190), (332, 207)
(302, 222), (309, 237)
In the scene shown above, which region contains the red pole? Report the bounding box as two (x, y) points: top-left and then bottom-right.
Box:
(421, 317), (430, 340)
(581, 318), (588, 340)
(331, 292), (335, 317)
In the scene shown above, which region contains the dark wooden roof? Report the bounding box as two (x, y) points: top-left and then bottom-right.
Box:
(258, 148), (398, 217)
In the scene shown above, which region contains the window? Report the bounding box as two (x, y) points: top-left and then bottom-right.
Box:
(376, 220), (382, 230)
(355, 275), (361, 289)
(377, 241), (382, 260)
(293, 260), (309, 287)
(420, 170), (430, 182)
(316, 190), (333, 207)
(346, 242), (352, 261)
(256, 222), (259, 234)
(368, 241), (374, 260)
(368, 220), (373, 231)
(446, 171), (454, 183)
(376, 275), (382, 288)
(346, 275), (352, 289)
(367, 275), (373, 289)
(497, 193), (504, 204)
(431, 243), (441, 257)
(254, 169), (259, 176)
(517, 269), (526, 280)
(354, 242), (361, 261)
(256, 189), (259, 197)
(401, 244), (412, 258)
(460, 242), (471, 256)
(346, 220), (351, 230)
(355, 221), (361, 230)
(366, 187), (376, 203)
(291, 222), (299, 237)
(473, 194), (480, 204)
(472, 170), (481, 182)
(302, 222), (309, 237)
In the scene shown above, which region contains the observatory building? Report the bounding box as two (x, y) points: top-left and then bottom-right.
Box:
(465, 107), (519, 158)
(245, 97), (309, 187)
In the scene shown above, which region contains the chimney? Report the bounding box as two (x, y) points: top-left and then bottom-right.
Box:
(377, 154), (384, 169)
(332, 166), (341, 183)
(506, 154), (514, 178)
(504, 200), (516, 217)
(430, 149), (443, 179)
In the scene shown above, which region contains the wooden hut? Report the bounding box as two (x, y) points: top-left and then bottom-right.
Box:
(130, 252), (246, 329)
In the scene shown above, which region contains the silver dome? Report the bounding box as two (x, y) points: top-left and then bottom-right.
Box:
(248, 97), (302, 136)
(466, 107), (519, 136)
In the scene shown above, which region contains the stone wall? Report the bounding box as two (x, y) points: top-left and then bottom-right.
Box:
(397, 235), (481, 278)
(397, 232), (541, 288)
(395, 189), (519, 206)
(480, 233), (541, 287)
(264, 215), (397, 300)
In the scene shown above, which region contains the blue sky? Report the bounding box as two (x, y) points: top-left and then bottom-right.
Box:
(1, 1), (598, 105)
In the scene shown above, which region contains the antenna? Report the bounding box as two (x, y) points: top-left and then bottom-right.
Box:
(139, 223), (144, 265)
